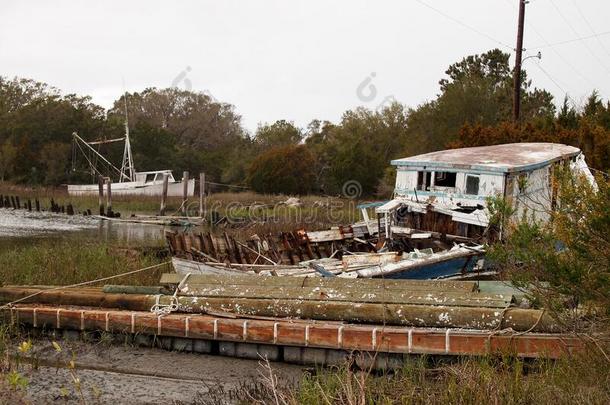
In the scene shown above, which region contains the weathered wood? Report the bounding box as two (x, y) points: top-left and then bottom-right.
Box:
(181, 171), (189, 216)
(102, 285), (169, 295)
(97, 176), (105, 216)
(199, 172), (205, 218)
(175, 284), (512, 308)
(356, 246), (483, 278)
(106, 178), (113, 216)
(159, 273), (478, 292)
(0, 286), (558, 332)
(160, 173), (169, 216)
(4, 305), (582, 359)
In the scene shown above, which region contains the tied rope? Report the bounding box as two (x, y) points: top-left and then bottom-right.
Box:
(150, 272), (192, 316)
(0, 261), (170, 310)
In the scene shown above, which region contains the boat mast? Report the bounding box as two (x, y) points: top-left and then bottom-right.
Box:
(119, 93), (136, 182)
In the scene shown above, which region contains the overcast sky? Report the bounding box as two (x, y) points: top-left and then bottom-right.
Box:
(1, 0), (609, 131)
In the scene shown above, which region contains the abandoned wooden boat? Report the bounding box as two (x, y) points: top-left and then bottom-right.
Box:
(166, 229), (486, 280)
(371, 143), (595, 241)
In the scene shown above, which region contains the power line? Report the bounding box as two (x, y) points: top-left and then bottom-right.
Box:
(548, 0), (610, 75)
(532, 60), (578, 107)
(502, 0), (598, 95)
(569, 0), (610, 59)
(413, 0), (514, 51)
(528, 30), (610, 50)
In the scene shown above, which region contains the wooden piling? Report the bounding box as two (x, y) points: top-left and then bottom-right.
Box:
(15, 196), (20, 209)
(182, 171), (189, 216)
(106, 178), (113, 217)
(98, 176), (105, 216)
(35, 199), (40, 212)
(160, 173), (169, 216)
(0, 286), (560, 333)
(27, 199), (32, 211)
(66, 204), (74, 216)
(199, 172), (205, 218)
(10, 196), (16, 209)
(0, 195), (3, 208)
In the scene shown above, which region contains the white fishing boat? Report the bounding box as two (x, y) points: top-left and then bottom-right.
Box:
(67, 100), (195, 197)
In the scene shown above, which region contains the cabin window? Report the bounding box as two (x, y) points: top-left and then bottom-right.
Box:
(155, 173), (164, 182)
(417, 171), (431, 191)
(433, 171), (456, 188)
(465, 175), (480, 195)
(145, 174), (155, 183)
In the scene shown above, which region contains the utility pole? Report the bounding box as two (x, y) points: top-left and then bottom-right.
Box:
(513, 0), (526, 122)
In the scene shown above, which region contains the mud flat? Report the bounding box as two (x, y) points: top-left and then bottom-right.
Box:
(15, 339), (304, 404)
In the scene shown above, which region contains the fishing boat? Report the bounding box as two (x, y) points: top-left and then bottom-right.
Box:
(67, 100), (195, 197)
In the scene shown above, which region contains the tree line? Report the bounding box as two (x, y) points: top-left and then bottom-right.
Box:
(1, 49), (608, 196)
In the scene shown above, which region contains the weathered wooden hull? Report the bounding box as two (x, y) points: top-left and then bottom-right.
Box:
(172, 257), (247, 275)
(68, 179), (195, 197)
(376, 255), (482, 280)
(171, 250), (485, 280)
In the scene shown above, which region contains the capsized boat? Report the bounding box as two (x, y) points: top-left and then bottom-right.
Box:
(166, 229), (486, 280)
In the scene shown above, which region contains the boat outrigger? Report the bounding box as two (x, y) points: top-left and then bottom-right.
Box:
(67, 100), (195, 197)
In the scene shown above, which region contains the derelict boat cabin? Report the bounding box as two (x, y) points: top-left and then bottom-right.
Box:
(375, 143), (594, 241)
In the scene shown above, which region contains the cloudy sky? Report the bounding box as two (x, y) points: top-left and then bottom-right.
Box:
(1, 0), (609, 131)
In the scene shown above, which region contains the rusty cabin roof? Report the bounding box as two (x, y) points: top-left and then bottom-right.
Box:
(391, 143), (581, 174)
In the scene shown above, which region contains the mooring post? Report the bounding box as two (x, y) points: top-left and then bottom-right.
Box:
(182, 171), (189, 216)
(98, 176), (105, 216)
(35, 198), (40, 212)
(106, 178), (113, 217)
(0, 195), (3, 208)
(27, 199), (32, 212)
(199, 172), (205, 218)
(160, 173), (169, 216)
(10, 196), (16, 209)
(15, 196), (20, 209)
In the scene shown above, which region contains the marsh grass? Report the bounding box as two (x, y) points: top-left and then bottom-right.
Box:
(292, 352), (610, 404)
(190, 351), (610, 405)
(0, 240), (169, 287)
(0, 184), (362, 226)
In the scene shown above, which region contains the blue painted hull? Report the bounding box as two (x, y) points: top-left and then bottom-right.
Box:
(374, 255), (483, 280)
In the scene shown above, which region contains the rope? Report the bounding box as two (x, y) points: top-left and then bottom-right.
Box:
(0, 261), (170, 310)
(150, 272), (191, 316)
(485, 307), (548, 353)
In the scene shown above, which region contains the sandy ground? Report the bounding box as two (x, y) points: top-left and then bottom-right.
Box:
(11, 339), (306, 404)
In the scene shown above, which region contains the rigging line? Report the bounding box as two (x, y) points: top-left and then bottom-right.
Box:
(569, 0), (610, 59)
(527, 30), (610, 50)
(413, 0), (513, 50)
(548, 0), (610, 75)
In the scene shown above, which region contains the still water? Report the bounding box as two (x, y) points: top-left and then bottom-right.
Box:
(0, 208), (168, 246)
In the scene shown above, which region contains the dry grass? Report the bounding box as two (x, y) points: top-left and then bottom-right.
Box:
(0, 240), (169, 287)
(188, 350), (610, 405)
(0, 184), (365, 238)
